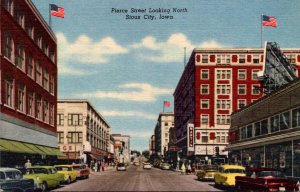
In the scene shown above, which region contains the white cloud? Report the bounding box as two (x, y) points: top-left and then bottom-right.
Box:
(79, 83), (173, 102)
(56, 32), (128, 75)
(100, 110), (156, 120)
(131, 33), (226, 63)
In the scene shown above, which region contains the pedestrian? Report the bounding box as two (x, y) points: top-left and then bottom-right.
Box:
(181, 162), (186, 175)
(97, 161), (101, 172)
(187, 163), (191, 175)
(101, 161), (105, 171)
(24, 159), (32, 168)
(95, 161), (98, 172)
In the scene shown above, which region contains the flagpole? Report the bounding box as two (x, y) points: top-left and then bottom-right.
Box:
(163, 101), (165, 113)
(49, 4), (52, 28)
(260, 14), (263, 48)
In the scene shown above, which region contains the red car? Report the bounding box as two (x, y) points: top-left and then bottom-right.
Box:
(72, 164), (90, 179)
(235, 168), (300, 192)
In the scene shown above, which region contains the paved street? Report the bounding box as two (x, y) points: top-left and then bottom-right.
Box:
(54, 165), (223, 191)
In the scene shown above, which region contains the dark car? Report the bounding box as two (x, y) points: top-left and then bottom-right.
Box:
(0, 167), (34, 192)
(235, 168), (300, 192)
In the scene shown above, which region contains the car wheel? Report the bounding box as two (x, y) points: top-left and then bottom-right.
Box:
(41, 182), (48, 192)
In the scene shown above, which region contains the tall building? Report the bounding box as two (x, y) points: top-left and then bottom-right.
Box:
(57, 100), (110, 165)
(0, 0), (60, 167)
(111, 134), (130, 164)
(154, 112), (174, 156)
(149, 135), (155, 155)
(174, 47), (300, 163)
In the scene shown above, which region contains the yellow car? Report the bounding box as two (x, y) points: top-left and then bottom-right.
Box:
(214, 164), (245, 188)
(54, 165), (77, 184)
(196, 165), (218, 181)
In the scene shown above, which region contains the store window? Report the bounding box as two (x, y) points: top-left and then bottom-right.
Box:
(271, 115), (280, 133)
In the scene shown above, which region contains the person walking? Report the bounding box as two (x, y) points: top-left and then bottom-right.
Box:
(181, 162), (186, 175)
(187, 163), (192, 175)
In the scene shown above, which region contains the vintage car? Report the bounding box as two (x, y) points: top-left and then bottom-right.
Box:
(72, 164), (90, 179)
(116, 163), (126, 171)
(160, 163), (171, 170)
(214, 164), (246, 188)
(54, 165), (77, 184)
(235, 168), (300, 192)
(143, 163), (152, 169)
(21, 166), (64, 191)
(0, 167), (34, 192)
(196, 165), (218, 181)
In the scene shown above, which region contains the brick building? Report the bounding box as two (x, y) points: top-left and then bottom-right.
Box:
(174, 47), (300, 164)
(0, 0), (60, 166)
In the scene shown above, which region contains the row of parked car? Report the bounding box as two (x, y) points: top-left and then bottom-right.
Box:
(0, 164), (90, 192)
(196, 164), (300, 191)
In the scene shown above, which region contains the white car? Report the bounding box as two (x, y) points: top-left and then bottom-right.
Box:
(116, 163), (126, 171)
(143, 163), (152, 169)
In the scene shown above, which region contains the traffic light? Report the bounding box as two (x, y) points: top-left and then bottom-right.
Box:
(215, 147), (219, 156)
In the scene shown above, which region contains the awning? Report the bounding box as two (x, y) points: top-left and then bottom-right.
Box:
(0, 139), (65, 156)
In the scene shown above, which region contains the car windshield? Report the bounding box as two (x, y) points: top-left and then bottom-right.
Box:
(118, 164), (125, 167)
(5, 171), (22, 180)
(55, 166), (72, 171)
(26, 168), (48, 174)
(257, 171), (286, 178)
(224, 169), (245, 174)
(72, 166), (81, 170)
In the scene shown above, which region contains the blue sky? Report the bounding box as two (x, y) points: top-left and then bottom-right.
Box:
(32, 0), (300, 152)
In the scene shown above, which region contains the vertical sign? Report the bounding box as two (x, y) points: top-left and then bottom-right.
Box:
(187, 123), (194, 152)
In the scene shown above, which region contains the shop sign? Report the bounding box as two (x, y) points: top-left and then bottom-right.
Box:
(187, 123), (194, 152)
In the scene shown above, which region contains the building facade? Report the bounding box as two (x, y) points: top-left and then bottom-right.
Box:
(111, 134), (130, 164)
(227, 78), (300, 178)
(174, 48), (300, 164)
(57, 100), (110, 165)
(154, 112), (174, 156)
(149, 135), (155, 155)
(0, 0), (60, 167)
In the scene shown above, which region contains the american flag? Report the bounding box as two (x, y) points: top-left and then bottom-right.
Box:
(50, 4), (64, 18)
(262, 15), (277, 28)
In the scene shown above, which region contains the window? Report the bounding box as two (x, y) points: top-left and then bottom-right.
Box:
(271, 115), (279, 133)
(164, 122), (168, 126)
(217, 55), (230, 64)
(5, 79), (14, 107)
(252, 70), (259, 80)
(27, 92), (34, 116)
(238, 69), (246, 80)
(49, 75), (55, 94)
(17, 84), (25, 112)
(34, 31), (42, 48)
(15, 9), (24, 28)
(4, 32), (13, 60)
(26, 22), (34, 39)
(201, 114), (209, 125)
(286, 55), (296, 64)
(35, 61), (42, 85)
(280, 112), (290, 130)
(216, 115), (230, 125)
(57, 114), (64, 126)
(238, 100), (246, 109)
(238, 85), (246, 95)
(255, 122), (261, 136)
(201, 85), (209, 94)
(202, 55), (208, 63)
(252, 85), (260, 95)
(49, 50), (55, 63)
(202, 135), (208, 143)
(36, 96), (42, 120)
(43, 100), (49, 123)
(201, 100), (209, 109)
(221, 136), (226, 143)
(239, 55), (245, 63)
(50, 104), (54, 125)
(241, 127), (246, 139)
(292, 107), (300, 128)
(4, 0), (14, 14)
(253, 55), (259, 64)
(67, 132), (83, 143)
(42, 43), (49, 56)
(43, 69), (49, 91)
(27, 55), (34, 78)
(216, 85), (231, 94)
(15, 44), (25, 70)
(216, 70), (231, 80)
(201, 69), (209, 79)
(216, 100), (230, 109)
(68, 114), (83, 125)
(57, 132), (64, 143)
(261, 119), (268, 135)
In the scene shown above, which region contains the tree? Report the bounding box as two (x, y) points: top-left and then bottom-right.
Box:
(131, 150), (141, 157)
(142, 150), (150, 159)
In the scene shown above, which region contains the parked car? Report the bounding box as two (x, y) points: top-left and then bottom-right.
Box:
(160, 163), (171, 170)
(0, 167), (34, 192)
(143, 163), (152, 169)
(72, 164), (90, 179)
(235, 168), (300, 192)
(214, 164), (245, 188)
(54, 165), (77, 184)
(21, 166), (64, 192)
(117, 163), (126, 171)
(196, 165), (218, 181)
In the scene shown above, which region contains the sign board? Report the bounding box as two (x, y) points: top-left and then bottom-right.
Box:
(187, 123), (194, 152)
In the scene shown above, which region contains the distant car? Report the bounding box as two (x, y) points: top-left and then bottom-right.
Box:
(21, 166), (64, 191)
(214, 164), (245, 188)
(160, 163), (171, 170)
(0, 167), (34, 192)
(117, 163), (126, 171)
(196, 165), (218, 181)
(54, 165), (77, 184)
(72, 164), (90, 179)
(143, 163), (152, 169)
(235, 168), (300, 192)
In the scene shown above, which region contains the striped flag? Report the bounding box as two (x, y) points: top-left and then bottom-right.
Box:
(262, 15), (277, 27)
(50, 4), (65, 18)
